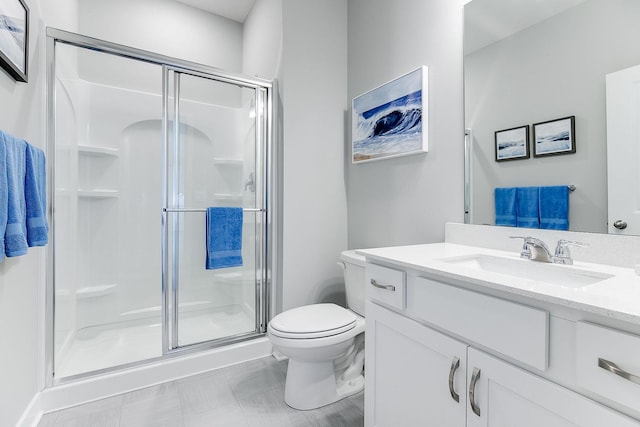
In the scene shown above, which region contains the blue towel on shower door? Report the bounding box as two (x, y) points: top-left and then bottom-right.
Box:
(516, 187), (540, 229)
(25, 144), (49, 246)
(494, 187), (517, 227)
(539, 186), (569, 230)
(206, 207), (243, 270)
(2, 132), (28, 257)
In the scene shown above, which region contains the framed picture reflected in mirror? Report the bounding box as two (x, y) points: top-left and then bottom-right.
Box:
(495, 125), (529, 162)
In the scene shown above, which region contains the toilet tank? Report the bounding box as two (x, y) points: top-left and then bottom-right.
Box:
(340, 250), (366, 317)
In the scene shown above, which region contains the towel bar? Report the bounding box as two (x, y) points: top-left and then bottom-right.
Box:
(163, 208), (265, 213)
(568, 185), (576, 191)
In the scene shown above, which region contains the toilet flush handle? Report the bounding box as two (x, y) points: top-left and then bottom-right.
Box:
(337, 261), (346, 270)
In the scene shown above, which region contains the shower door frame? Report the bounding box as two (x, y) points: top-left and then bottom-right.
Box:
(45, 28), (276, 386)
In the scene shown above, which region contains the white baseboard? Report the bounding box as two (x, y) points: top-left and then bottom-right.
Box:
(41, 337), (272, 413)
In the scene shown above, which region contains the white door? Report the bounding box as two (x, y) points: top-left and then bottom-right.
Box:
(606, 64), (640, 235)
(466, 348), (640, 427)
(365, 302), (467, 427)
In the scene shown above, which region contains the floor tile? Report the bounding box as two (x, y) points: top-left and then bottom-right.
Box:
(346, 391), (365, 413)
(224, 356), (287, 400)
(39, 355), (363, 427)
(237, 385), (313, 427)
(303, 392), (365, 427)
(120, 392), (183, 427)
(177, 368), (237, 415)
(183, 402), (249, 427)
(54, 407), (121, 427)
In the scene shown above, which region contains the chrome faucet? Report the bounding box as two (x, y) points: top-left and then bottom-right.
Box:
(510, 236), (588, 265)
(515, 236), (553, 262)
(553, 239), (588, 265)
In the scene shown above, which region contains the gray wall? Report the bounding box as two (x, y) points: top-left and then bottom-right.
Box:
(280, 0), (349, 310)
(243, 0), (282, 80)
(0, 1), (78, 424)
(347, 0), (466, 249)
(465, 0), (640, 233)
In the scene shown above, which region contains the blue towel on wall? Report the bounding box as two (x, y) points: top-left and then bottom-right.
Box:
(516, 187), (540, 229)
(494, 187), (517, 227)
(3, 132), (28, 257)
(539, 186), (569, 230)
(0, 132), (7, 262)
(206, 207), (243, 270)
(25, 144), (49, 246)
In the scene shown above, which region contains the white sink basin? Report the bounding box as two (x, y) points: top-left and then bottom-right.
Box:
(439, 254), (614, 288)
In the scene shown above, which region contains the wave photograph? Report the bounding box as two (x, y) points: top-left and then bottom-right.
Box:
(352, 67), (427, 163)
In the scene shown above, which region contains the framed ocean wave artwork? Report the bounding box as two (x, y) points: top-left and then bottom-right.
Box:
(0, 0), (28, 82)
(533, 116), (576, 157)
(352, 66), (428, 163)
(494, 125), (530, 162)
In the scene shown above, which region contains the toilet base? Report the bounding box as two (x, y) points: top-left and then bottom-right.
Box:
(284, 358), (365, 410)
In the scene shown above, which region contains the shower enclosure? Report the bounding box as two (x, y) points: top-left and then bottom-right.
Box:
(46, 29), (274, 383)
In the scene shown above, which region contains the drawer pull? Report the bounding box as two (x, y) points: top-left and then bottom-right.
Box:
(469, 367), (481, 416)
(448, 356), (460, 403)
(598, 358), (640, 385)
(370, 279), (396, 291)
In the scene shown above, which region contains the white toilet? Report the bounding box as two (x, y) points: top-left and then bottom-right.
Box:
(267, 250), (366, 410)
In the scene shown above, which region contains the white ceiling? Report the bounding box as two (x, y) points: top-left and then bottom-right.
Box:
(464, 0), (589, 54)
(175, 0), (257, 23)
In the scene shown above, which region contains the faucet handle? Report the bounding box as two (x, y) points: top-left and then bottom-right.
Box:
(554, 239), (588, 265)
(509, 236), (533, 259)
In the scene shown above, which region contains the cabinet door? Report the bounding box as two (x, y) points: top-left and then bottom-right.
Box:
(467, 348), (640, 427)
(365, 302), (467, 427)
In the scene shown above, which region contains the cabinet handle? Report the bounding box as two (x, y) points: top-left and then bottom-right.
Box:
(448, 356), (460, 403)
(598, 358), (640, 385)
(469, 367), (481, 417)
(370, 279), (396, 291)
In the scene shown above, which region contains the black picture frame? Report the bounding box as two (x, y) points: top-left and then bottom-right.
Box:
(0, 0), (29, 83)
(532, 116), (576, 157)
(494, 125), (530, 162)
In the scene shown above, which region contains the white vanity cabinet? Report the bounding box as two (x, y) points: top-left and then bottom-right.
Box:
(466, 347), (639, 427)
(364, 260), (640, 427)
(365, 301), (468, 427)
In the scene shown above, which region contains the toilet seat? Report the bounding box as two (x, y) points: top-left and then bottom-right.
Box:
(269, 303), (357, 339)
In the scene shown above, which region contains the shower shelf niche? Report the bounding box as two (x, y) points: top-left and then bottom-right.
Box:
(78, 189), (120, 199)
(212, 158), (242, 166)
(76, 284), (119, 299)
(78, 144), (119, 157)
(211, 193), (243, 201)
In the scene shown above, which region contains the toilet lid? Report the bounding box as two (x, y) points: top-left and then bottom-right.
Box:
(269, 303), (357, 339)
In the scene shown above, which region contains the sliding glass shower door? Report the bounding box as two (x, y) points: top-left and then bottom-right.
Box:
(48, 29), (271, 382)
(164, 69), (267, 349)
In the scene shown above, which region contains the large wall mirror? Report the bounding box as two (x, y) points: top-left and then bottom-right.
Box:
(464, 0), (640, 234)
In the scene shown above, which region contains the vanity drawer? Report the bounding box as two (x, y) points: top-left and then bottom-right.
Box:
(366, 263), (406, 310)
(407, 276), (549, 371)
(576, 322), (640, 412)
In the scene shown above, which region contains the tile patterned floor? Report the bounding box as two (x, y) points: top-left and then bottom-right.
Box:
(38, 356), (364, 427)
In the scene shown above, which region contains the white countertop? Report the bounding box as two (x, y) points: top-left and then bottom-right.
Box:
(357, 243), (640, 325)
